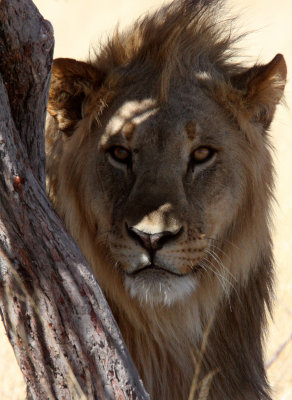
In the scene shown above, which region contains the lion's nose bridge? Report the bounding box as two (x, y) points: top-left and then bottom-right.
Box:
(125, 174), (184, 235)
(132, 203), (181, 234)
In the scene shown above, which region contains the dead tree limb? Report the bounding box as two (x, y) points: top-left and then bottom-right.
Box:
(266, 331), (292, 370)
(0, 1), (149, 399)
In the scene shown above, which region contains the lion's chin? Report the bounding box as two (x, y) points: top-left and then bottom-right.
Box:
(123, 269), (198, 306)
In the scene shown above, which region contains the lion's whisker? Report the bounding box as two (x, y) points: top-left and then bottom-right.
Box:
(199, 260), (229, 296)
(205, 248), (237, 283)
(207, 236), (242, 252)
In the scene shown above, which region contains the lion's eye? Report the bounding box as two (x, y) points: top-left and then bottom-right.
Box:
(191, 147), (214, 164)
(108, 146), (132, 164)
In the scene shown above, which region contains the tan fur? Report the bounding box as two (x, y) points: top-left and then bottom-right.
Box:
(46, 1), (287, 399)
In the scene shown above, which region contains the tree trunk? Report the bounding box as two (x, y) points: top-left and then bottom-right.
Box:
(0, 1), (149, 399)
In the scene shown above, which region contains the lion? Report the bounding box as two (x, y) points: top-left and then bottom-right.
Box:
(45, 0), (287, 399)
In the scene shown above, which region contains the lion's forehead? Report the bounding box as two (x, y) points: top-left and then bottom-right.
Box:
(101, 98), (158, 144)
(99, 89), (233, 150)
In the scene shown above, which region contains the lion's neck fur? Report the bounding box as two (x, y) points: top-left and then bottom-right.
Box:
(112, 303), (198, 400)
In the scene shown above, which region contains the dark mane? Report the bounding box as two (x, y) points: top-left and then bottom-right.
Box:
(91, 0), (242, 101)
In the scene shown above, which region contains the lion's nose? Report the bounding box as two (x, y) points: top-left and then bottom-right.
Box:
(126, 225), (183, 253)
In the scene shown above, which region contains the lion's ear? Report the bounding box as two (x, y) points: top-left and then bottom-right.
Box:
(231, 54), (287, 129)
(47, 58), (104, 134)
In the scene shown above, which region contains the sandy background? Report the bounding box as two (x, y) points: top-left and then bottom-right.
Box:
(0, 0), (291, 399)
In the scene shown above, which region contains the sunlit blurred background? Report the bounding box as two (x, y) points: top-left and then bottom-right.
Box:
(1, 1), (291, 398)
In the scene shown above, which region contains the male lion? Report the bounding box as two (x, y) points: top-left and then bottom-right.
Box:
(46, 0), (286, 399)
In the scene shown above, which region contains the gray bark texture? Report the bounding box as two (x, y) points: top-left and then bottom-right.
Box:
(0, 1), (149, 399)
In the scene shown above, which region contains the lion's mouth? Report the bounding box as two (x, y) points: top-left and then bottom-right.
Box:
(126, 263), (198, 277)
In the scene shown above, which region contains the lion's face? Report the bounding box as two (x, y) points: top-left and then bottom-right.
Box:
(61, 86), (246, 305)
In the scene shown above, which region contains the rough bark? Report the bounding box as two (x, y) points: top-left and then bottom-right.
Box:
(0, 1), (149, 399)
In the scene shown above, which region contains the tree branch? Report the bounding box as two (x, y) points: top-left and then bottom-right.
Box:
(0, 1), (149, 399)
(266, 331), (292, 370)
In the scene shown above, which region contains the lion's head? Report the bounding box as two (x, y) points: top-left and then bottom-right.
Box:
(46, 1), (286, 399)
